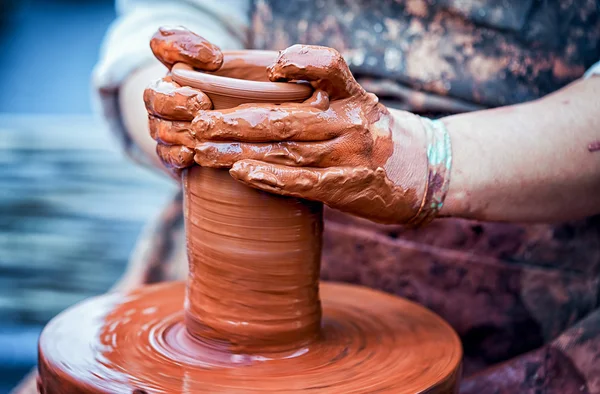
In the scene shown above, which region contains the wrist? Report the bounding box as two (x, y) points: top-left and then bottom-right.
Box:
(384, 108), (429, 218)
(408, 116), (453, 226)
(437, 114), (477, 219)
(384, 109), (454, 226)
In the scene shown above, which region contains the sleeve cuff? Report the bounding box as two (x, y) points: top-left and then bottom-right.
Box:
(91, 1), (246, 168)
(583, 60), (600, 79)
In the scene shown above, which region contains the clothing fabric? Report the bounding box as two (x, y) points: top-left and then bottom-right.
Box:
(93, 0), (249, 168)
(91, 1), (600, 392)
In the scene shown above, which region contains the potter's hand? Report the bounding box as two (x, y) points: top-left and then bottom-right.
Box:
(144, 27), (222, 175)
(146, 42), (452, 225)
(220, 46), (447, 225)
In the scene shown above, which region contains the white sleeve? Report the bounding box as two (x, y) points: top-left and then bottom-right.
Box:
(95, 0), (249, 91)
(92, 0), (250, 166)
(583, 60), (600, 79)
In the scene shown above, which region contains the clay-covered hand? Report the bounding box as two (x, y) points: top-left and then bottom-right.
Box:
(146, 36), (430, 224)
(144, 26), (223, 175)
(229, 47), (430, 224)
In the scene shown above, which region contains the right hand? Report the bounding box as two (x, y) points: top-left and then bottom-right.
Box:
(144, 27), (431, 225)
(144, 27), (223, 177)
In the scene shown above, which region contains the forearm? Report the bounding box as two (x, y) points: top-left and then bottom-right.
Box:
(441, 77), (600, 222)
(120, 62), (169, 172)
(95, 0), (248, 173)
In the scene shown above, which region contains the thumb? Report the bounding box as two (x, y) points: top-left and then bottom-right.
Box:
(229, 160), (335, 201)
(230, 160), (416, 224)
(267, 45), (364, 100)
(150, 26), (223, 71)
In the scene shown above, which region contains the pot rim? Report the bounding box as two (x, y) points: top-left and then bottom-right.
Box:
(171, 50), (312, 102)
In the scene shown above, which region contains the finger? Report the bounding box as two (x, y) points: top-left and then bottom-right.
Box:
(229, 160), (358, 203)
(148, 115), (195, 146)
(229, 160), (407, 223)
(150, 26), (223, 71)
(192, 102), (346, 142)
(144, 78), (212, 121)
(194, 139), (346, 168)
(156, 144), (195, 170)
(267, 45), (364, 100)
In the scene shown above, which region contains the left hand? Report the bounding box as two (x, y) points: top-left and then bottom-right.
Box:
(146, 42), (429, 224)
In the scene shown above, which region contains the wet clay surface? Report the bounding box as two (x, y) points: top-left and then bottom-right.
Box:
(38, 282), (462, 393)
(170, 60), (312, 108)
(183, 166), (323, 352)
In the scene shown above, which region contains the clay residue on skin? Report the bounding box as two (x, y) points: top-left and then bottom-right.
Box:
(145, 43), (427, 224)
(267, 45), (363, 100)
(150, 26), (223, 71)
(230, 160), (420, 224)
(380, 109), (428, 202)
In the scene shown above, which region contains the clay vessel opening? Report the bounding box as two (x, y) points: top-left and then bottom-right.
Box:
(171, 51), (312, 108)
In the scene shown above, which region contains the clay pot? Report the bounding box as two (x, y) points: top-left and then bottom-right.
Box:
(171, 51), (323, 353)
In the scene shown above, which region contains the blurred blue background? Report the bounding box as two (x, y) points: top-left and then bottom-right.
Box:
(0, 1), (171, 392)
(0, 0), (115, 113)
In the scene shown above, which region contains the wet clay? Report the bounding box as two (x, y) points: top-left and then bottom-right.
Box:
(184, 167), (323, 352)
(150, 26), (223, 71)
(38, 40), (462, 393)
(38, 282), (462, 393)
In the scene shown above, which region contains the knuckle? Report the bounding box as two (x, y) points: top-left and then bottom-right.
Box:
(271, 118), (295, 140)
(158, 144), (193, 169)
(148, 116), (161, 140)
(296, 170), (320, 191)
(189, 92), (212, 111)
(191, 113), (215, 135)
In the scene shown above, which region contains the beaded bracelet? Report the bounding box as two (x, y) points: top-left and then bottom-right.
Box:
(406, 117), (453, 227)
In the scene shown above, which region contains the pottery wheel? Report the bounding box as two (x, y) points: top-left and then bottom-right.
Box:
(38, 49), (462, 394)
(38, 281), (461, 393)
